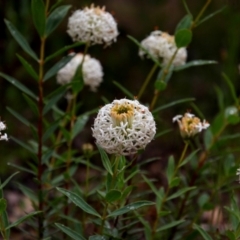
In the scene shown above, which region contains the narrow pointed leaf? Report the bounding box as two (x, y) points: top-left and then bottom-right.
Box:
(8, 163), (35, 175)
(174, 60), (217, 71)
(179, 149), (200, 167)
(6, 211), (41, 230)
(97, 145), (113, 176)
(0, 72), (36, 99)
(167, 187), (196, 200)
(4, 19), (38, 61)
(10, 136), (35, 153)
(7, 107), (30, 126)
(112, 81), (134, 99)
(16, 54), (38, 81)
(31, 0), (46, 37)
(152, 98), (195, 114)
(89, 236), (107, 240)
(46, 5), (71, 36)
(72, 115), (89, 139)
(127, 35), (161, 67)
(156, 219), (185, 232)
(44, 54), (75, 81)
(193, 223), (213, 240)
(107, 201), (155, 218)
(0, 172), (19, 190)
(45, 42), (84, 63)
(0, 199), (7, 214)
(55, 223), (86, 240)
(57, 188), (101, 217)
(23, 94), (38, 116)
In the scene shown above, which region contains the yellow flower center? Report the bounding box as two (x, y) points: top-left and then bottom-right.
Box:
(162, 32), (175, 44)
(110, 103), (134, 127)
(181, 115), (201, 136)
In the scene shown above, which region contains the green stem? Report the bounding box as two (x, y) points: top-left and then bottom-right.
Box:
(150, 49), (178, 111)
(191, 0), (212, 29)
(138, 63), (158, 100)
(100, 203), (108, 235)
(85, 157), (90, 196)
(151, 142), (189, 240)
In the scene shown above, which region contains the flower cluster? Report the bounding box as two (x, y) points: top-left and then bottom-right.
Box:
(0, 120), (8, 141)
(139, 30), (187, 66)
(92, 99), (156, 155)
(57, 53), (103, 92)
(67, 4), (118, 46)
(173, 112), (210, 139)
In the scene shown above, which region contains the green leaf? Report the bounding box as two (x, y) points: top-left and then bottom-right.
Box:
(16, 54), (38, 81)
(0, 199), (7, 214)
(72, 115), (89, 139)
(89, 236), (108, 240)
(179, 149), (200, 167)
(7, 107), (30, 126)
(8, 163), (35, 175)
(43, 54), (75, 81)
(43, 87), (66, 115)
(175, 15), (193, 33)
(154, 80), (167, 91)
(45, 42), (85, 63)
(4, 19), (38, 61)
(23, 94), (38, 116)
(105, 190), (122, 203)
(11, 136), (36, 153)
(107, 201), (155, 218)
(0, 172), (19, 190)
(0, 72), (36, 99)
(46, 5), (71, 36)
(31, 0), (46, 37)
(127, 35), (161, 67)
(152, 98), (195, 114)
(43, 119), (61, 142)
(156, 219), (185, 232)
(97, 145), (113, 176)
(71, 64), (84, 94)
(175, 29), (192, 48)
(174, 60), (217, 71)
(55, 223), (86, 240)
(57, 188), (101, 218)
(193, 223), (213, 240)
(169, 177), (180, 188)
(182, 0), (192, 16)
(6, 211), (41, 230)
(167, 187), (196, 201)
(222, 73), (239, 105)
(196, 6), (227, 27)
(112, 81), (134, 99)
(166, 156), (175, 184)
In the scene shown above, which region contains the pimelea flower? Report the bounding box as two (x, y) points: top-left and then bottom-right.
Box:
(173, 112), (210, 139)
(57, 53), (103, 91)
(139, 30), (187, 66)
(0, 120), (8, 141)
(92, 99), (156, 155)
(67, 4), (118, 46)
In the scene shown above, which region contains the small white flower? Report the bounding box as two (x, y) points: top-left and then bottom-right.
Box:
(0, 120), (8, 141)
(67, 4), (118, 46)
(57, 53), (103, 91)
(173, 112), (210, 139)
(139, 30), (187, 66)
(92, 99), (156, 155)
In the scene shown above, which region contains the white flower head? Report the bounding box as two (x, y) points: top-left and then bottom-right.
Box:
(92, 99), (156, 155)
(139, 30), (187, 66)
(0, 120), (8, 141)
(57, 53), (103, 91)
(67, 4), (118, 46)
(173, 112), (210, 139)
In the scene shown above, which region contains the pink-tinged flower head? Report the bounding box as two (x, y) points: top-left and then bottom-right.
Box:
(173, 112), (210, 139)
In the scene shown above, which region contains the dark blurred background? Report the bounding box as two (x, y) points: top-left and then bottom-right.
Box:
(0, 0), (240, 176)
